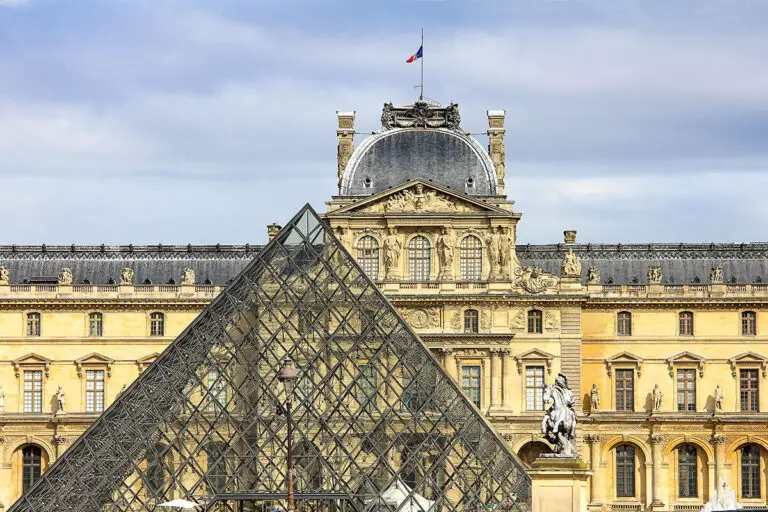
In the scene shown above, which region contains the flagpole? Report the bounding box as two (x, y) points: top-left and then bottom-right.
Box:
(420, 28), (424, 101)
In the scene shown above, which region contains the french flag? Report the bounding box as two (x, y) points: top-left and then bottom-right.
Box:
(406, 45), (423, 63)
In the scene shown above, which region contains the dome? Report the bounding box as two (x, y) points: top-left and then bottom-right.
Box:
(340, 102), (498, 196)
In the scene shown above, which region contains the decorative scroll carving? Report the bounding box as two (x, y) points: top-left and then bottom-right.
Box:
(560, 249), (581, 278)
(649, 434), (665, 445)
(381, 101), (461, 130)
(58, 268), (73, 285)
(514, 266), (558, 294)
(120, 267), (134, 285)
(712, 434), (726, 445)
(454, 349), (487, 358)
(181, 268), (195, 286)
(587, 267), (600, 284)
(0, 266), (9, 285)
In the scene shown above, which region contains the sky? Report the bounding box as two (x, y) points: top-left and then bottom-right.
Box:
(0, 0), (766, 244)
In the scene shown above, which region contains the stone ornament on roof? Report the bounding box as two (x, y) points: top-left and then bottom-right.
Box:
(648, 265), (662, 284)
(711, 266), (724, 283)
(0, 266), (8, 285)
(560, 249), (581, 278)
(58, 267), (73, 285)
(514, 265), (558, 294)
(587, 266), (600, 284)
(381, 101), (461, 131)
(181, 268), (195, 286)
(120, 268), (134, 285)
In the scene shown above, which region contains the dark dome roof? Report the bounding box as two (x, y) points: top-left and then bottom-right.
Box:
(340, 128), (498, 196)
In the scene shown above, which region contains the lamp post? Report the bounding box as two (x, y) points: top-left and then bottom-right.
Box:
(278, 356), (299, 512)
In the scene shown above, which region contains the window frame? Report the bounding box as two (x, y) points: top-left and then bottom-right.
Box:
(617, 311), (632, 336)
(21, 445), (43, 493)
(676, 368), (697, 412)
(741, 444), (762, 500)
(525, 365), (545, 411)
(463, 309), (479, 333)
(85, 369), (106, 413)
(461, 364), (482, 409)
(614, 369), (635, 412)
(26, 312), (41, 337)
(742, 311), (757, 336)
(356, 235), (380, 281)
(527, 309), (543, 334)
(149, 312), (165, 337)
(679, 311), (694, 336)
(459, 235), (483, 281)
(615, 444), (636, 498)
(408, 235), (431, 281)
(677, 444), (699, 498)
(740, 368), (760, 412)
(23, 369), (44, 413)
(88, 312), (104, 337)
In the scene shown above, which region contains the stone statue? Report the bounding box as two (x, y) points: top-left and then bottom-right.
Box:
(120, 267), (134, 285)
(487, 228), (502, 278)
(590, 384), (600, 412)
(560, 249), (581, 278)
(652, 384), (663, 412)
(714, 385), (724, 413)
(711, 266), (724, 283)
(55, 386), (66, 414)
(647, 265), (662, 284)
(499, 227), (513, 277)
(0, 385), (5, 413)
(181, 268), (195, 286)
(383, 228), (402, 280)
(541, 373), (577, 457)
(587, 266), (600, 284)
(0, 265), (9, 285)
(58, 268), (73, 286)
(436, 227), (454, 279)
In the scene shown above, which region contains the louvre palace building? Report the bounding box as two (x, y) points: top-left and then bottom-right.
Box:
(1, 99), (768, 512)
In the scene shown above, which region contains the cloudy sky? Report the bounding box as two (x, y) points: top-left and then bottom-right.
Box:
(0, 0), (766, 244)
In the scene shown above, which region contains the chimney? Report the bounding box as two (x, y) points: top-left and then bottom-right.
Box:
(267, 223), (282, 241)
(336, 111), (356, 193)
(487, 110), (506, 195)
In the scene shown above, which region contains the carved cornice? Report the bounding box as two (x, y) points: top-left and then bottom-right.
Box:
(421, 333), (513, 345)
(583, 434), (601, 444)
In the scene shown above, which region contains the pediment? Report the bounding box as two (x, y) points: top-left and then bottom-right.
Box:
(75, 352), (115, 377)
(514, 348), (556, 374)
(666, 351), (706, 377)
(729, 351), (768, 377)
(12, 353), (52, 377)
(333, 180), (508, 215)
(137, 353), (161, 373)
(605, 351), (644, 377)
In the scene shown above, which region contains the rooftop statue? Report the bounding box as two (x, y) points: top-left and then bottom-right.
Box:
(541, 372), (577, 457)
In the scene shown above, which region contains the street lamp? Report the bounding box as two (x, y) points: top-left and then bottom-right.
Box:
(278, 356), (299, 512)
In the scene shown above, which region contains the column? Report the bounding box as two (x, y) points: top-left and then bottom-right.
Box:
(442, 349), (457, 382)
(501, 349), (513, 411)
(584, 434), (603, 508)
(650, 434), (665, 508)
(713, 434), (726, 491)
(490, 349), (503, 410)
(481, 357), (491, 413)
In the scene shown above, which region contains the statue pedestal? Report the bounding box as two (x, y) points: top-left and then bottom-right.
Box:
(529, 457), (591, 512)
(559, 277), (583, 292)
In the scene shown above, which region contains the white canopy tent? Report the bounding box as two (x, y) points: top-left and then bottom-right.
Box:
(366, 479), (436, 512)
(157, 499), (202, 509)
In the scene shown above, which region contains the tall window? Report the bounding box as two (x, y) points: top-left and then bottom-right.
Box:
(357, 364), (377, 413)
(462, 365), (481, 408)
(88, 312), (103, 337)
(679, 311), (694, 336)
(677, 369), (696, 411)
(464, 309), (479, 333)
(206, 369), (228, 413)
(617, 312), (632, 336)
(22, 446), (42, 492)
(150, 312), (165, 337)
(23, 370), (43, 413)
(526, 366), (545, 410)
(743, 311), (757, 336)
(26, 312), (41, 337)
(615, 369), (634, 411)
(616, 445), (636, 498)
(678, 444), (698, 498)
(460, 236), (482, 280)
(408, 236), (431, 281)
(357, 236), (379, 280)
(742, 444), (761, 499)
(528, 309), (543, 334)
(85, 369), (105, 413)
(740, 369), (759, 412)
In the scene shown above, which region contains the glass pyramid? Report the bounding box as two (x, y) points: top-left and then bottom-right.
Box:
(10, 205), (531, 512)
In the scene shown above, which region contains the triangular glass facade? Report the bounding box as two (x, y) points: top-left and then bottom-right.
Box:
(9, 205), (531, 512)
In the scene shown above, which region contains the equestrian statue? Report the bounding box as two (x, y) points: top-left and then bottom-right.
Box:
(541, 372), (577, 457)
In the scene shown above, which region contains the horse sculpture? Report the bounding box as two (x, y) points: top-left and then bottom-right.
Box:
(540, 374), (577, 457)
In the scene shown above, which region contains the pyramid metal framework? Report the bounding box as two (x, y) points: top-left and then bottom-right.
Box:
(10, 205), (531, 512)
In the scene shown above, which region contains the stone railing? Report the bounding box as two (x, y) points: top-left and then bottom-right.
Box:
(0, 284), (223, 299)
(590, 283), (768, 298)
(376, 281), (490, 293)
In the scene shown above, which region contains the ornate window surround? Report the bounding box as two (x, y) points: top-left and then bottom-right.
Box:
(514, 348), (555, 376)
(13, 353), (51, 414)
(729, 352), (768, 379)
(75, 353), (113, 414)
(605, 352), (643, 412)
(666, 351), (706, 378)
(137, 353), (161, 374)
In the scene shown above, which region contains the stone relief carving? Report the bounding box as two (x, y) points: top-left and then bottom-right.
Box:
(652, 384), (663, 412)
(383, 228), (402, 280)
(711, 266), (724, 283)
(587, 266), (600, 284)
(451, 311), (462, 330)
(480, 311), (491, 331)
(544, 311), (560, 331)
(181, 268), (195, 286)
(436, 227), (455, 280)
(0, 265), (9, 285)
(381, 101), (461, 130)
(454, 349), (486, 358)
(647, 265), (662, 284)
(365, 184), (476, 213)
(590, 384), (599, 412)
(120, 267), (134, 285)
(510, 310), (526, 330)
(427, 308), (441, 328)
(514, 266), (558, 294)
(58, 268), (73, 285)
(560, 249), (581, 278)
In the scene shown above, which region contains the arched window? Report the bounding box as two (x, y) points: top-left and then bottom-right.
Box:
(88, 312), (103, 337)
(617, 311), (632, 336)
(528, 309), (543, 334)
(616, 445), (635, 498)
(150, 312), (165, 337)
(464, 309), (479, 333)
(679, 311), (694, 336)
(409, 236), (431, 281)
(26, 312), (41, 337)
(357, 236), (379, 280)
(742, 311), (757, 336)
(678, 444), (698, 498)
(22, 445), (42, 492)
(742, 444), (762, 499)
(460, 236), (482, 280)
